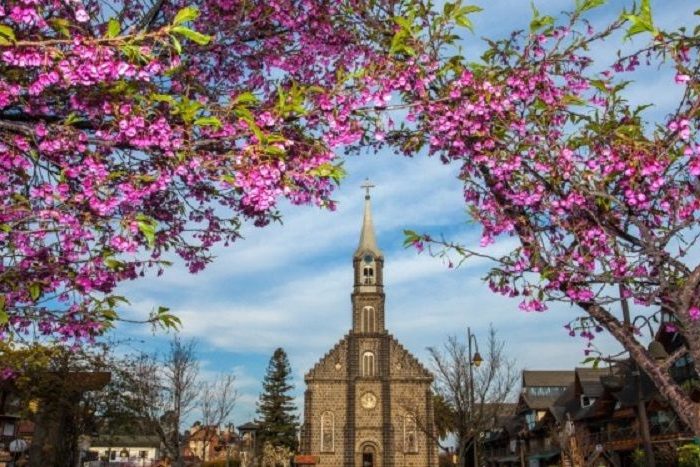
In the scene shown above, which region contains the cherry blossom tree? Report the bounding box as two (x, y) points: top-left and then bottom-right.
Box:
(0, 0), (466, 359)
(396, 1), (700, 434)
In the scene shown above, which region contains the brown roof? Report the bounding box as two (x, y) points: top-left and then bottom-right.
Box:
(522, 370), (575, 387)
(575, 367), (608, 398)
(187, 426), (220, 441)
(519, 370), (575, 411)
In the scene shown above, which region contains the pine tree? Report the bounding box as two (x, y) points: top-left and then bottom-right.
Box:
(256, 347), (298, 452)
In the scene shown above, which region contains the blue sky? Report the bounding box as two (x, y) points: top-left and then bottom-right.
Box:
(113, 0), (698, 426)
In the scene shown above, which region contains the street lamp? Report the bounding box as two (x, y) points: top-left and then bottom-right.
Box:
(467, 327), (482, 467)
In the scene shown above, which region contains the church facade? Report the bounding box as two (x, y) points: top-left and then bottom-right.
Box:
(300, 189), (438, 467)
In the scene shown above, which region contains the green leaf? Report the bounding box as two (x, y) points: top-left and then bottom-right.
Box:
(308, 163), (345, 183)
(0, 25), (16, 42)
(575, 0), (606, 13)
(622, 0), (657, 39)
(171, 25), (211, 45)
(106, 18), (120, 38)
(220, 174), (236, 185)
(151, 93), (175, 104)
(457, 5), (483, 15)
(455, 15), (473, 31)
(135, 214), (157, 248)
(530, 15), (554, 32)
(173, 6), (200, 26)
(194, 116), (222, 129)
(562, 94), (587, 106)
(243, 117), (265, 143)
(29, 283), (41, 301)
(173, 97), (203, 123)
(170, 35), (182, 54)
(403, 229), (421, 247)
(154, 306), (181, 330)
(104, 258), (123, 270)
(48, 18), (71, 37)
(0, 296), (7, 325)
(101, 309), (118, 321)
(234, 91), (258, 106)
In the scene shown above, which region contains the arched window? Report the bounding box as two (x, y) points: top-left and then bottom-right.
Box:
(404, 413), (418, 453)
(363, 266), (374, 284)
(362, 351), (375, 377)
(361, 306), (376, 333)
(320, 411), (334, 452)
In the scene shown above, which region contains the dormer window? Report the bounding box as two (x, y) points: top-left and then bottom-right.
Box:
(580, 395), (596, 408)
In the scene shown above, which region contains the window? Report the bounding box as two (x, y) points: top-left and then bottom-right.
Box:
(580, 395), (595, 408)
(361, 306), (376, 333)
(363, 267), (374, 284)
(321, 411), (334, 452)
(525, 411), (536, 430)
(2, 422), (14, 436)
(362, 351), (375, 376)
(527, 386), (566, 397)
(404, 414), (418, 453)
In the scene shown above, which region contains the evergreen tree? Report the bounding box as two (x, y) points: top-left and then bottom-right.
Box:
(256, 348), (298, 451)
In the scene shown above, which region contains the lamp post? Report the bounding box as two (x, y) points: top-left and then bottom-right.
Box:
(467, 327), (483, 467)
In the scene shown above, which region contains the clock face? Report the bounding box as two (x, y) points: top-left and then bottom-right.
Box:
(363, 254), (373, 264)
(360, 392), (377, 410)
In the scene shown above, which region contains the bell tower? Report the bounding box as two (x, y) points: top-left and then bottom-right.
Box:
(352, 179), (385, 334)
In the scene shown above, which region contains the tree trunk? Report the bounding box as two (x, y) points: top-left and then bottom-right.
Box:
(28, 393), (80, 467)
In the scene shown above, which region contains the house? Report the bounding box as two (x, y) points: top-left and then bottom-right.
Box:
(483, 346), (697, 467)
(483, 370), (575, 467)
(184, 422), (239, 464)
(87, 434), (161, 465)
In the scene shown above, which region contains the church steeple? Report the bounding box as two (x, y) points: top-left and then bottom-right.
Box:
(352, 179), (385, 334)
(354, 180), (383, 259)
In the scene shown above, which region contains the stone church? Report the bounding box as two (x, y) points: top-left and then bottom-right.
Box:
(300, 186), (438, 467)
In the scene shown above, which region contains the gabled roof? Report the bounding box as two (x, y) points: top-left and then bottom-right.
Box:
(522, 370), (575, 388)
(519, 370), (575, 411)
(387, 334), (433, 380)
(305, 333), (433, 381)
(575, 367), (607, 398)
(305, 336), (348, 381)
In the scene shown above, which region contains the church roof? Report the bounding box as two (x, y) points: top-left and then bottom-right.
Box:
(354, 188), (383, 258)
(304, 333), (433, 382)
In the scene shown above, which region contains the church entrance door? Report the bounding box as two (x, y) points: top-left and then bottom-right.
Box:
(362, 445), (375, 467)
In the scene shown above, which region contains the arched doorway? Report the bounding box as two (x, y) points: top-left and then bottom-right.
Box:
(362, 444), (376, 467)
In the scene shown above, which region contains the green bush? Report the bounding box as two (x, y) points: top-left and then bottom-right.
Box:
(678, 443), (700, 467)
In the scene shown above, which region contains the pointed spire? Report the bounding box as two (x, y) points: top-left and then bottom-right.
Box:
(355, 179), (383, 257)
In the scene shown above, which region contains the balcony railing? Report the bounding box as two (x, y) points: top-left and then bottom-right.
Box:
(582, 422), (692, 450)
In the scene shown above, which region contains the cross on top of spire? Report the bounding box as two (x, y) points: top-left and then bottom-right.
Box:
(361, 178), (375, 200)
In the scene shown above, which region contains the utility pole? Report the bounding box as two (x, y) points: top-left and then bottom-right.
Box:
(619, 285), (656, 467)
